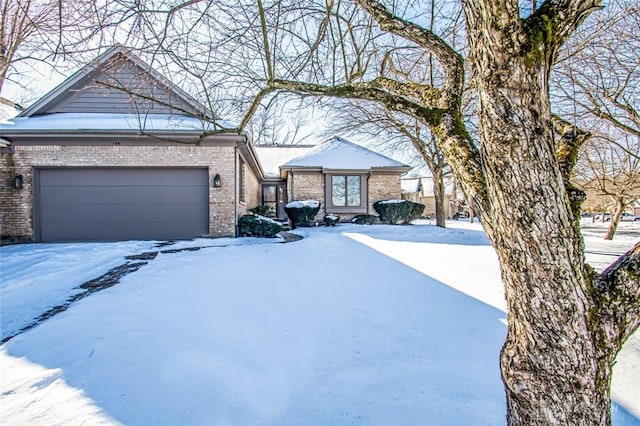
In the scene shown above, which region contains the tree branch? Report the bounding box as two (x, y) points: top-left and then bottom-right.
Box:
(372, 76), (441, 109)
(551, 114), (591, 219)
(552, 114), (590, 181)
(523, 0), (603, 63)
(354, 0), (464, 109)
(593, 241), (640, 350)
(269, 78), (445, 127)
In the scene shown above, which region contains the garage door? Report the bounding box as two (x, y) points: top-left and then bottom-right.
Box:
(37, 168), (209, 242)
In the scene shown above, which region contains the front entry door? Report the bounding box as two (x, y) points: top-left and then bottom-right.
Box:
(262, 183), (287, 220)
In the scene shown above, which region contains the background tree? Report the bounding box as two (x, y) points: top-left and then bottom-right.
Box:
(552, 0), (639, 144)
(551, 0), (639, 240)
(0, 0), (109, 100)
(575, 135), (640, 239)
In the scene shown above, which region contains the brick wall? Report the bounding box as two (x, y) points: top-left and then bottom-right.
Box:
(290, 171), (326, 221)
(0, 143), (239, 242)
(0, 153), (31, 242)
(240, 154), (262, 215)
(368, 174), (402, 213)
(285, 171), (404, 224)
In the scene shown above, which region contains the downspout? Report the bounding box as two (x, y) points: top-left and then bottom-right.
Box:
(234, 144), (238, 237)
(367, 171), (372, 214)
(290, 170), (294, 201)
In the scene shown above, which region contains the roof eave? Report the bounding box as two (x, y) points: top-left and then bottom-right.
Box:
(371, 166), (413, 173)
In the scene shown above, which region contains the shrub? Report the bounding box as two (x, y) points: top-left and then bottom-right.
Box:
(351, 214), (380, 225)
(373, 199), (425, 224)
(238, 214), (283, 238)
(285, 200), (321, 229)
(324, 213), (340, 227)
(409, 201), (426, 221)
(248, 205), (274, 217)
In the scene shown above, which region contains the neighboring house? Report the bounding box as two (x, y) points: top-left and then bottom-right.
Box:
(401, 175), (466, 219)
(257, 138), (411, 222)
(0, 47), (411, 243)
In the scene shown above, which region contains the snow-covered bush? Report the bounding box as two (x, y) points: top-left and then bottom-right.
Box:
(238, 214), (283, 238)
(351, 214), (380, 225)
(373, 199), (425, 225)
(284, 200), (321, 229)
(324, 213), (340, 227)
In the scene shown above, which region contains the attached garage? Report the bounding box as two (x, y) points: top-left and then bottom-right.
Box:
(36, 168), (209, 242)
(0, 46), (267, 243)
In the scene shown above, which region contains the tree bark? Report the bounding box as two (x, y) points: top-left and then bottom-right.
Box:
(605, 198), (625, 240)
(432, 167), (446, 228)
(462, 0), (615, 423)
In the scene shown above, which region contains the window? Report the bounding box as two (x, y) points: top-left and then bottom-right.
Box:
(331, 175), (361, 207)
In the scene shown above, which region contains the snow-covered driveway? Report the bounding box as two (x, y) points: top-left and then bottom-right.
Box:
(1, 222), (638, 425)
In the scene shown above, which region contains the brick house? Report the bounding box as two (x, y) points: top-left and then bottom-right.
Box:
(256, 138), (411, 223)
(1, 47), (410, 243)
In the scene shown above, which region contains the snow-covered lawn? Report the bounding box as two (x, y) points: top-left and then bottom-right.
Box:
(1, 221), (638, 425)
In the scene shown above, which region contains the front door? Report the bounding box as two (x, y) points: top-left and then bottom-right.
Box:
(262, 183), (287, 220)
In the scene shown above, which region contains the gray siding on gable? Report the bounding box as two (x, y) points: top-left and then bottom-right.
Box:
(43, 55), (199, 116)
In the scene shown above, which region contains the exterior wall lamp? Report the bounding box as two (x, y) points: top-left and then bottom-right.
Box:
(13, 175), (23, 189)
(213, 173), (221, 188)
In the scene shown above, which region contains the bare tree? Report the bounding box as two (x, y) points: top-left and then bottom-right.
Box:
(549, 0), (639, 240)
(575, 136), (640, 239)
(0, 0), (121, 101)
(242, 1), (640, 422)
(552, 0), (639, 147)
(52, 0), (639, 422)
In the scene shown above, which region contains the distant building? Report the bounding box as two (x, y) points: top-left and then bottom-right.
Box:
(401, 175), (467, 219)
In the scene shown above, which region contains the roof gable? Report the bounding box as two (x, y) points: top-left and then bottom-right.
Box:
(282, 137), (410, 171)
(19, 46), (209, 119)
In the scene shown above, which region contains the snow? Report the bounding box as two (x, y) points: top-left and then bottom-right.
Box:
(378, 199), (406, 204)
(282, 137), (409, 170)
(0, 98), (22, 123)
(286, 199), (320, 208)
(1, 221), (638, 425)
(0, 113), (235, 132)
(254, 214), (281, 224)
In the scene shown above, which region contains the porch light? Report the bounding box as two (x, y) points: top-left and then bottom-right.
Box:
(13, 175), (23, 189)
(213, 173), (221, 188)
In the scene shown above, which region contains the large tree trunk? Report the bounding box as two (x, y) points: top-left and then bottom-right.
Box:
(463, 3), (615, 424)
